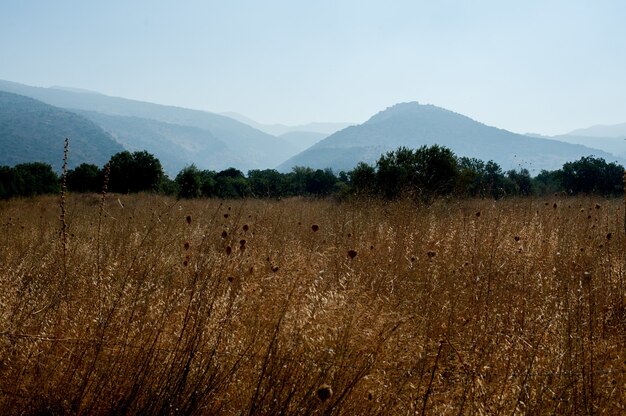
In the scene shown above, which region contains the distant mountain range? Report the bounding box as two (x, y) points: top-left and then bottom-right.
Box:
(278, 102), (626, 173)
(527, 122), (626, 159)
(0, 91), (123, 171)
(2, 79), (625, 177)
(0, 80), (300, 175)
(568, 123), (626, 138)
(221, 112), (352, 136)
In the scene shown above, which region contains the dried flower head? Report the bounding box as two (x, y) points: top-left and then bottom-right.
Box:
(316, 384), (333, 402)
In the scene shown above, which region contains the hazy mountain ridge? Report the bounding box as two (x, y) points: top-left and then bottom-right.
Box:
(73, 111), (240, 175)
(221, 112), (352, 136)
(527, 133), (626, 159)
(278, 102), (626, 173)
(568, 122), (626, 138)
(0, 91), (124, 171)
(0, 80), (299, 173)
(278, 131), (329, 152)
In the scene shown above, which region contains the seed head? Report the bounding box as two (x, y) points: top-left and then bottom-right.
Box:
(316, 384), (333, 402)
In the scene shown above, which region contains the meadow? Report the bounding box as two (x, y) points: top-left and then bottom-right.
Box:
(0, 194), (624, 415)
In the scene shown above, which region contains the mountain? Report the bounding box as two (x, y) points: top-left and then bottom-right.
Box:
(278, 102), (625, 174)
(73, 111), (239, 176)
(528, 133), (626, 159)
(0, 80), (298, 173)
(0, 91), (123, 171)
(568, 122), (626, 138)
(221, 112), (352, 136)
(278, 131), (328, 152)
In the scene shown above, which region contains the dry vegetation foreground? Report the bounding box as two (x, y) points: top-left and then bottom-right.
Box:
(0, 194), (624, 415)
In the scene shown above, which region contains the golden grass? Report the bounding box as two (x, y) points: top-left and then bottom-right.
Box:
(0, 194), (624, 415)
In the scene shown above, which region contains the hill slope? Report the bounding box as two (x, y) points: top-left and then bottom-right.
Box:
(0, 91), (123, 171)
(221, 112), (351, 136)
(73, 111), (243, 176)
(0, 80), (298, 173)
(278, 102), (624, 173)
(568, 122), (626, 138)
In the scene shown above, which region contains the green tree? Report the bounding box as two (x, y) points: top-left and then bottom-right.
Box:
(375, 145), (459, 200)
(0, 166), (16, 199)
(349, 162), (377, 196)
(306, 168), (337, 196)
(456, 157), (486, 197)
(533, 169), (561, 195)
(13, 162), (59, 196)
(506, 168), (533, 196)
(248, 169), (286, 198)
(559, 156), (623, 196)
(107, 151), (164, 193)
(175, 165), (202, 199)
(66, 163), (102, 193)
(215, 168), (249, 198)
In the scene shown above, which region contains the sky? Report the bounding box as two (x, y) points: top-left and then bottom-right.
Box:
(1, 0), (625, 135)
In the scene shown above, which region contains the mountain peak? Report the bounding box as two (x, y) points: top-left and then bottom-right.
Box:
(365, 101), (458, 125)
(279, 102), (625, 173)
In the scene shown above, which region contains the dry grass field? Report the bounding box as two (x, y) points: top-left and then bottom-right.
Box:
(0, 194), (624, 415)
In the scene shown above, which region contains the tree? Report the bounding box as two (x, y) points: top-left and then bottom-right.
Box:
(12, 163), (59, 196)
(66, 163), (102, 193)
(175, 165), (202, 199)
(215, 168), (249, 198)
(484, 161), (507, 199)
(0, 166), (16, 199)
(248, 169), (286, 198)
(506, 168), (533, 196)
(349, 162), (377, 196)
(107, 151), (164, 193)
(306, 168), (337, 196)
(413, 145), (458, 197)
(376, 147), (415, 199)
(559, 156), (623, 196)
(456, 157), (486, 197)
(375, 145), (459, 200)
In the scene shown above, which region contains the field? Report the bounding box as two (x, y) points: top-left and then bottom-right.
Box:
(0, 194), (624, 415)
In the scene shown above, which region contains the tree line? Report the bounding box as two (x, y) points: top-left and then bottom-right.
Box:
(1, 146), (624, 200)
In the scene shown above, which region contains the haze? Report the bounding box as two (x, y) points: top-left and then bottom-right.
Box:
(1, 0), (625, 135)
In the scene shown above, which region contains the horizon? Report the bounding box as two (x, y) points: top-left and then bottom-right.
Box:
(1, 1), (625, 136)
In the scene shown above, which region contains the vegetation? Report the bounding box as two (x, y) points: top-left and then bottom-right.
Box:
(0, 194), (624, 414)
(2, 145), (625, 201)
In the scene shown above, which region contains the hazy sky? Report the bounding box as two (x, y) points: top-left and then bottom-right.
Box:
(1, 0), (625, 135)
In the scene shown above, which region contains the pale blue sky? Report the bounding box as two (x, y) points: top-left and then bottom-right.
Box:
(1, 0), (625, 135)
